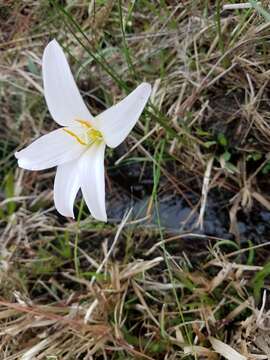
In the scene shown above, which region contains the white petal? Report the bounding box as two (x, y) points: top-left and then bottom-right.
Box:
(54, 160), (80, 218)
(43, 39), (92, 127)
(95, 83), (151, 148)
(79, 142), (107, 221)
(15, 128), (85, 170)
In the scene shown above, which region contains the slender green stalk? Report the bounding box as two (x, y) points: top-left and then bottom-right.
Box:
(118, 0), (136, 78)
(152, 139), (192, 346)
(49, 0), (127, 89)
(215, 0), (224, 55)
(74, 199), (85, 277)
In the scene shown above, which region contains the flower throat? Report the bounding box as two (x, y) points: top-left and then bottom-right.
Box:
(63, 119), (103, 146)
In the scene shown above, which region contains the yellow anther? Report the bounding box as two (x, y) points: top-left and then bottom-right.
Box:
(87, 128), (103, 141)
(63, 128), (87, 145)
(75, 119), (92, 128)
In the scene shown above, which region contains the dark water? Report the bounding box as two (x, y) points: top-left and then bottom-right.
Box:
(107, 188), (270, 244)
(107, 145), (270, 244)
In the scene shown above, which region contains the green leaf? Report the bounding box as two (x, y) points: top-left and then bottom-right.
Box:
(247, 152), (262, 161)
(262, 162), (270, 174)
(222, 150), (231, 162)
(27, 58), (39, 75)
(217, 132), (228, 147)
(247, 240), (255, 266)
(251, 262), (270, 302)
(213, 239), (239, 251)
(50, 232), (71, 259)
(5, 171), (15, 216)
(203, 140), (216, 148)
(249, 0), (270, 22)
(225, 161), (239, 174)
(196, 128), (211, 136)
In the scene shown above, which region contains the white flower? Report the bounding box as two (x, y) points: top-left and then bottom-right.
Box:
(15, 40), (151, 222)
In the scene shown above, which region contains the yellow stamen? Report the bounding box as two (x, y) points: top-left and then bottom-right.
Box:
(63, 128), (87, 145)
(76, 118), (103, 141)
(63, 119), (103, 145)
(75, 119), (92, 128)
(87, 128), (103, 141)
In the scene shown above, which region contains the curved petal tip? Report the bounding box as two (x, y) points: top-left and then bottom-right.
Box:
(140, 82), (152, 96)
(44, 39), (60, 52)
(97, 82), (152, 148)
(43, 38), (92, 127)
(59, 210), (75, 219)
(94, 213), (107, 222)
(14, 151), (20, 159)
(53, 161), (81, 219)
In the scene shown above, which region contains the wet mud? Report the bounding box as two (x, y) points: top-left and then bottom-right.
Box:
(107, 157), (270, 245)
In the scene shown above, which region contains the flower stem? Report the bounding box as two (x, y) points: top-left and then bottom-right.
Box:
(74, 198), (85, 278)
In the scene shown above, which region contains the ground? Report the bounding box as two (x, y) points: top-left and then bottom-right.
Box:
(1, 1), (270, 359)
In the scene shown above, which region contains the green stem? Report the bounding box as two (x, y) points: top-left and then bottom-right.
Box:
(118, 0), (136, 78)
(74, 199), (84, 277)
(152, 140), (192, 345)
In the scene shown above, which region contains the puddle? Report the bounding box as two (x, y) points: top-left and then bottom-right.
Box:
(107, 190), (270, 244)
(107, 148), (270, 244)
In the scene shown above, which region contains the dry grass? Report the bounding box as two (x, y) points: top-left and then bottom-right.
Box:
(1, 0), (270, 359)
(0, 241), (270, 359)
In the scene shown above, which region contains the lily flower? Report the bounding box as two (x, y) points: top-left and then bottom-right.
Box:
(15, 40), (151, 222)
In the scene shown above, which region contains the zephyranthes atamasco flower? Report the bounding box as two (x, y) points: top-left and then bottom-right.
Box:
(15, 40), (151, 221)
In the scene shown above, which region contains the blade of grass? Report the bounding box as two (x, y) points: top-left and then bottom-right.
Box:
(249, 0), (270, 21)
(152, 139), (192, 346)
(74, 199), (85, 277)
(49, 0), (127, 89)
(118, 0), (136, 78)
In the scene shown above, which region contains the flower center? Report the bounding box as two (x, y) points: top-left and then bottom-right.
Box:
(63, 119), (103, 146)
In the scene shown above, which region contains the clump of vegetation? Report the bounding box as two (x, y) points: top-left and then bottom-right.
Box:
(1, 1), (270, 358)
